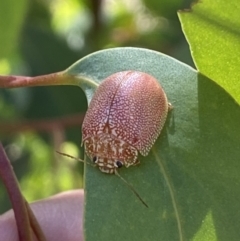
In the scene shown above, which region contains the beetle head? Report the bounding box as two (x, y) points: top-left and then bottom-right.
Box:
(83, 134), (138, 174)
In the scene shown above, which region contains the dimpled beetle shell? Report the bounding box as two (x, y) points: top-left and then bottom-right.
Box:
(82, 71), (169, 174)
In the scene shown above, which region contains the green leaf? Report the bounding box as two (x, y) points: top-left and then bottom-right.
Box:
(0, 0), (29, 58)
(178, 0), (240, 104)
(65, 47), (240, 241)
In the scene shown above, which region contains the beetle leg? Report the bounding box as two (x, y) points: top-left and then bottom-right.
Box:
(132, 159), (140, 166)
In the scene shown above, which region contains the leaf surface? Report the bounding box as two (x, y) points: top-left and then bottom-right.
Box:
(178, 0), (240, 103)
(66, 47), (240, 241)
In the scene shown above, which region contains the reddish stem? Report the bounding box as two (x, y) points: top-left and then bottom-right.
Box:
(25, 199), (47, 241)
(0, 72), (78, 88)
(0, 143), (33, 241)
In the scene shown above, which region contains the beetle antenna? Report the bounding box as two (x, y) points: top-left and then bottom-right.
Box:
(56, 151), (95, 167)
(57, 151), (148, 207)
(114, 170), (148, 208)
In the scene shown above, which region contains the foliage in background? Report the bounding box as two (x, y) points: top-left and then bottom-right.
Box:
(0, 0), (28, 59)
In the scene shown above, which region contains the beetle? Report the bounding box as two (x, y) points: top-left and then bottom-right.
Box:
(82, 70), (170, 174)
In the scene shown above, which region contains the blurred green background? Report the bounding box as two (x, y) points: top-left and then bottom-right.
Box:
(0, 0), (194, 213)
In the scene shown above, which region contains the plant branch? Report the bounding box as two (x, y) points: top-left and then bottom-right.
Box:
(0, 113), (84, 135)
(0, 71), (79, 89)
(0, 143), (33, 241)
(25, 199), (47, 241)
